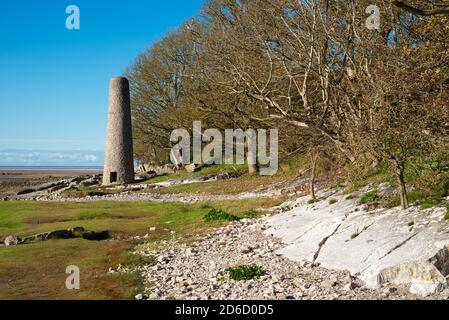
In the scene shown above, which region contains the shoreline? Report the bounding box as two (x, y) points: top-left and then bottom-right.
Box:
(0, 168), (103, 183)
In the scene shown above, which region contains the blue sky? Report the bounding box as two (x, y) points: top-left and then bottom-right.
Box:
(0, 0), (203, 166)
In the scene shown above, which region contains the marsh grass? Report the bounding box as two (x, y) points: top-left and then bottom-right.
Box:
(0, 197), (278, 300)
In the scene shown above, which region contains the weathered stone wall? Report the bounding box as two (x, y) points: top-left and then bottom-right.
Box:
(103, 77), (134, 185)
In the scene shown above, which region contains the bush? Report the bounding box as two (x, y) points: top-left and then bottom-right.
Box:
(412, 149), (449, 200)
(329, 199), (338, 205)
(360, 190), (380, 204)
(420, 199), (439, 209)
(380, 195), (401, 209)
(225, 265), (263, 281)
(204, 208), (240, 222)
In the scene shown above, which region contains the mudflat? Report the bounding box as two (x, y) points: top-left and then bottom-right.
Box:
(0, 168), (102, 183)
(0, 168), (102, 198)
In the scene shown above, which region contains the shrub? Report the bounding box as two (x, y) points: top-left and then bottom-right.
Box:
(407, 191), (426, 203)
(360, 190), (380, 205)
(329, 199), (338, 205)
(420, 199), (439, 210)
(225, 265), (263, 281)
(380, 195), (401, 209)
(204, 208), (240, 222)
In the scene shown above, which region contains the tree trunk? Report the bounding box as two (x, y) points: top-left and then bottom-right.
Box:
(310, 150), (319, 201)
(247, 149), (257, 175)
(246, 131), (258, 176)
(395, 160), (409, 210)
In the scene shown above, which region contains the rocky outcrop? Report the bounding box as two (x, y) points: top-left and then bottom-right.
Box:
(16, 175), (101, 197)
(130, 218), (421, 300)
(2, 227), (109, 246)
(4, 235), (20, 246)
(136, 164), (178, 175)
(265, 188), (449, 296)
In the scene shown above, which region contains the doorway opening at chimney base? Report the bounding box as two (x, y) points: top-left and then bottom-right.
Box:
(110, 172), (117, 183)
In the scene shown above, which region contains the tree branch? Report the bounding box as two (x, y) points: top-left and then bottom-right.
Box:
(393, 1), (449, 16)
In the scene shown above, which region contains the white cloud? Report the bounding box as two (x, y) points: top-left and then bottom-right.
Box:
(84, 155), (98, 162)
(0, 150), (104, 166)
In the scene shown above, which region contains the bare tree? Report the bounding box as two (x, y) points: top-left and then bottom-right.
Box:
(393, 1), (449, 16)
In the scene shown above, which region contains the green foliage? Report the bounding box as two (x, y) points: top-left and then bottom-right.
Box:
(239, 210), (258, 219)
(419, 199), (439, 210)
(203, 208), (240, 222)
(225, 265), (263, 281)
(0, 198), (279, 300)
(360, 190), (380, 205)
(380, 195), (401, 209)
(407, 190), (426, 203)
(329, 198), (338, 205)
(121, 253), (156, 268)
(346, 161), (392, 194)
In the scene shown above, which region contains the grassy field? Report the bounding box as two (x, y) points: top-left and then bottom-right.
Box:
(146, 159), (309, 195)
(0, 197), (282, 300)
(0, 161), (303, 300)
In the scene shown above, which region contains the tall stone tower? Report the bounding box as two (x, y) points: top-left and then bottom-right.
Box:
(103, 77), (134, 185)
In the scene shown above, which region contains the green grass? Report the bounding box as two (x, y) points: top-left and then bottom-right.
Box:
(239, 210), (258, 219)
(147, 156), (310, 196)
(203, 208), (240, 222)
(151, 173), (290, 196)
(419, 199), (439, 209)
(0, 239), (129, 299)
(140, 164), (248, 185)
(0, 197), (281, 300)
(380, 195), (401, 209)
(121, 252), (156, 268)
(346, 161), (392, 194)
(225, 265), (263, 281)
(359, 190), (380, 205)
(0, 198), (282, 239)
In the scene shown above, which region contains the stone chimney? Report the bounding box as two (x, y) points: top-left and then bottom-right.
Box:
(103, 77), (134, 185)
